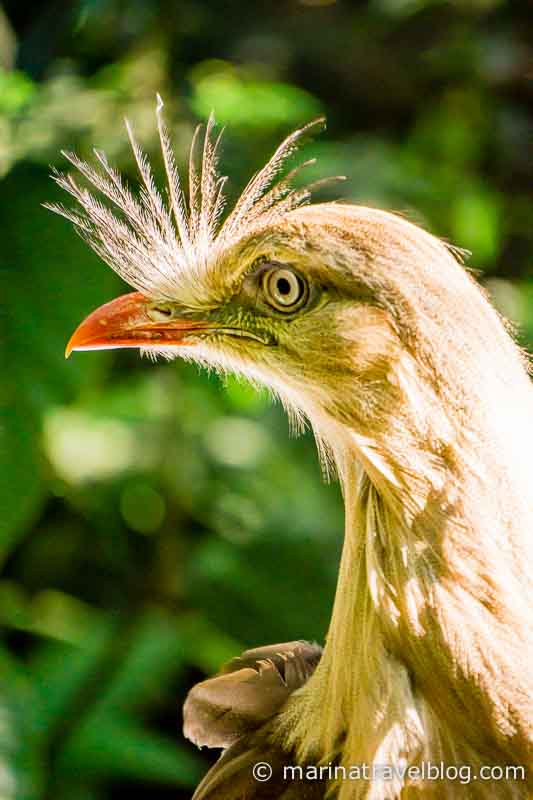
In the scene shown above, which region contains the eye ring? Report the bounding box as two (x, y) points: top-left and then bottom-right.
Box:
(262, 267), (309, 313)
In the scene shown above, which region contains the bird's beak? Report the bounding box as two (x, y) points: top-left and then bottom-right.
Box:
(65, 291), (212, 358)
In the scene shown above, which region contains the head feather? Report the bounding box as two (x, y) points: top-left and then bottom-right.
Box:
(45, 100), (339, 307)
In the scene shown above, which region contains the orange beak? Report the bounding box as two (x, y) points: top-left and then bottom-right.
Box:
(65, 291), (212, 358)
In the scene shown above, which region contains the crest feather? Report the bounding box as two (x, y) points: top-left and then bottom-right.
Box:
(45, 100), (339, 305)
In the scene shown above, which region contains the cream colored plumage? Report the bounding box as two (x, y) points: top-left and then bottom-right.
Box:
(51, 105), (533, 799)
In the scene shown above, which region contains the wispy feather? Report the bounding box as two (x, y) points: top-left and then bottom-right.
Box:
(45, 99), (337, 306)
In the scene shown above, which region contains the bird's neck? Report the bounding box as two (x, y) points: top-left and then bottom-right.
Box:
(280, 433), (435, 766)
(277, 420), (445, 769)
(277, 360), (533, 791)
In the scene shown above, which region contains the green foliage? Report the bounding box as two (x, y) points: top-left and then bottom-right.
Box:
(1, 1), (531, 797)
(190, 61), (322, 129)
(0, 70), (35, 115)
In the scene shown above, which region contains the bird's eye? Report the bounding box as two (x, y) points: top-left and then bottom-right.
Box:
(262, 267), (308, 313)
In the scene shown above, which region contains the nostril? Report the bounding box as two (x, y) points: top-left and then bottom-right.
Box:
(148, 305), (173, 321)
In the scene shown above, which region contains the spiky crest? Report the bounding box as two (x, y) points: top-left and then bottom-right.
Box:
(45, 100), (338, 306)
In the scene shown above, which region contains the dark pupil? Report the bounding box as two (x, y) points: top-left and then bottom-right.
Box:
(277, 277), (293, 296)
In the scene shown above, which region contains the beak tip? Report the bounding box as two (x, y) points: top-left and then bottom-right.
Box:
(64, 291), (208, 358)
(65, 337), (75, 359)
(64, 292), (150, 360)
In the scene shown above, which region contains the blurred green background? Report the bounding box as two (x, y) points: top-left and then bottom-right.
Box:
(1, 1), (532, 798)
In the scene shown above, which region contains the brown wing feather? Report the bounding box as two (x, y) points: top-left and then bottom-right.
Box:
(184, 641), (325, 800)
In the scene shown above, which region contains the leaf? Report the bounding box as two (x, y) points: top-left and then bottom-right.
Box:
(60, 713), (203, 787)
(90, 608), (187, 713)
(0, 403), (44, 565)
(190, 64), (322, 130)
(28, 622), (113, 737)
(451, 186), (502, 266)
(0, 165), (120, 558)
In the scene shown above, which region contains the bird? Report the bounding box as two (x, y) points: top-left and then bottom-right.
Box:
(47, 99), (533, 799)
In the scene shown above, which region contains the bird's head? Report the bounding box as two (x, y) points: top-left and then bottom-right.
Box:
(49, 102), (518, 457)
(63, 206), (402, 434)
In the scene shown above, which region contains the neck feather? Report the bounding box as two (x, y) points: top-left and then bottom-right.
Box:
(276, 353), (533, 798)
